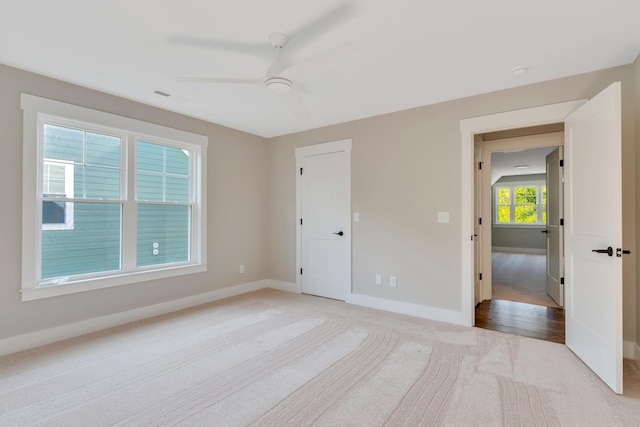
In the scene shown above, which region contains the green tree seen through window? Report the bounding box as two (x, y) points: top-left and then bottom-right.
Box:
(495, 184), (546, 224)
(514, 186), (537, 223)
(497, 187), (511, 223)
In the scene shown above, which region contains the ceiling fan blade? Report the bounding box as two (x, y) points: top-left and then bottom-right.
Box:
(279, 43), (353, 82)
(287, 2), (355, 50)
(275, 88), (311, 120)
(168, 36), (271, 59)
(176, 77), (262, 85)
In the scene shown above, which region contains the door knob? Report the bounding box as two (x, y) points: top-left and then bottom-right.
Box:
(333, 231), (344, 236)
(592, 247), (613, 257)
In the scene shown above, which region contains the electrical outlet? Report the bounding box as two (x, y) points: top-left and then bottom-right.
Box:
(375, 273), (382, 285)
(240, 264), (245, 274)
(390, 276), (397, 287)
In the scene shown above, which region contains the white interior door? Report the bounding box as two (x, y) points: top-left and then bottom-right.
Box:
(545, 146), (564, 306)
(474, 142), (483, 306)
(564, 82), (623, 394)
(297, 141), (351, 300)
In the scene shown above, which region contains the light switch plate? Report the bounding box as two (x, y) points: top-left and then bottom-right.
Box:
(437, 212), (450, 223)
(354, 212), (360, 222)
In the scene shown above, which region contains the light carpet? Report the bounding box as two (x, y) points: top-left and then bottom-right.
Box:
(1, 289), (639, 426)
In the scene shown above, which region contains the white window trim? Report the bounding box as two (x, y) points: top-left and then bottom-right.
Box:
(21, 94), (208, 301)
(493, 180), (546, 226)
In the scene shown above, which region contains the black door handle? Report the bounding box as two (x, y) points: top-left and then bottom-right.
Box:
(541, 229), (548, 234)
(592, 247), (613, 257)
(617, 248), (632, 257)
(333, 231), (344, 236)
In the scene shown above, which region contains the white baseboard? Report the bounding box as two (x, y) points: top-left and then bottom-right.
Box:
(265, 279), (300, 293)
(492, 246), (546, 255)
(346, 293), (463, 325)
(0, 279), (277, 357)
(266, 284), (464, 325)
(4, 278), (637, 363)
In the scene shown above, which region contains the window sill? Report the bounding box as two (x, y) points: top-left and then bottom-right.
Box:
(21, 263), (207, 302)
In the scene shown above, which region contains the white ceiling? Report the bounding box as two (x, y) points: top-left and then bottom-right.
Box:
(2, 1), (639, 138)
(491, 147), (556, 185)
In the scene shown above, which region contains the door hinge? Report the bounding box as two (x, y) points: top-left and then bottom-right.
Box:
(560, 218), (564, 226)
(478, 217), (482, 225)
(479, 273), (483, 280)
(560, 277), (565, 285)
(478, 162), (483, 170)
(560, 159), (564, 167)
(300, 167), (303, 175)
(300, 268), (303, 275)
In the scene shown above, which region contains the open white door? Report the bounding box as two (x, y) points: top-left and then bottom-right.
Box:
(297, 140), (351, 301)
(474, 142), (483, 306)
(564, 82), (624, 394)
(545, 147), (564, 306)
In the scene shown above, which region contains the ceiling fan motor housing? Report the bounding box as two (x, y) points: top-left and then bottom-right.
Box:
(264, 77), (293, 94)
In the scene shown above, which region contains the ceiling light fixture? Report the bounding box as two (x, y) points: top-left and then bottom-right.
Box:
(514, 164), (530, 169)
(511, 66), (529, 76)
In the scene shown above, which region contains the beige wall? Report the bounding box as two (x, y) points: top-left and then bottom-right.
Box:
(2, 61), (638, 347)
(0, 64), (269, 340)
(267, 65), (638, 342)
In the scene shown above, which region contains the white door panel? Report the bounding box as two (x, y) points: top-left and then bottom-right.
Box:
(297, 142), (351, 301)
(474, 143), (482, 306)
(546, 146), (563, 306)
(564, 82), (622, 394)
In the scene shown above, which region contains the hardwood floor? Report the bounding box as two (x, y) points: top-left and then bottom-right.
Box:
(475, 299), (565, 344)
(491, 252), (560, 308)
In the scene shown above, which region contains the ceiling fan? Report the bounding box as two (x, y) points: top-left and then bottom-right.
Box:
(176, 32), (353, 119)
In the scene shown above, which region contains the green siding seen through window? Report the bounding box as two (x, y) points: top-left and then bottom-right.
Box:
(137, 204), (190, 267)
(44, 124), (121, 200)
(41, 202), (122, 279)
(136, 141), (192, 267)
(41, 124), (122, 279)
(136, 141), (190, 203)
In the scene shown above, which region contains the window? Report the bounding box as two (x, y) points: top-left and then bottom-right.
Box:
(42, 159), (75, 230)
(494, 182), (546, 225)
(21, 94), (207, 301)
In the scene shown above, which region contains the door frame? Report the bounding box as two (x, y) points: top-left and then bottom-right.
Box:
(295, 139), (352, 295)
(460, 100), (586, 326)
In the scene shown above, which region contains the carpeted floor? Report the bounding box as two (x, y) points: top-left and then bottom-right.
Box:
(1, 289), (640, 426)
(492, 251), (561, 308)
